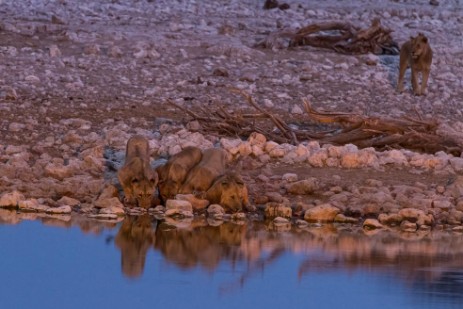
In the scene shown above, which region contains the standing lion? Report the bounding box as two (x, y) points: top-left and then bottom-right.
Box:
(397, 33), (433, 96)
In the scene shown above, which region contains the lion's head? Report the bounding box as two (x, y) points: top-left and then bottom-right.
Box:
(410, 33), (429, 59)
(206, 172), (248, 213)
(131, 171), (158, 208)
(157, 178), (180, 202)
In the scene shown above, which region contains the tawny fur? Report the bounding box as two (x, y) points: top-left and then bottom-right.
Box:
(156, 146), (203, 202)
(205, 171), (249, 213)
(179, 148), (228, 194)
(117, 135), (158, 208)
(397, 33), (433, 96)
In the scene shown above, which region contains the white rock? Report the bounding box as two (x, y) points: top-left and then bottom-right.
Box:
(307, 149), (328, 167)
(248, 132), (267, 146)
(8, 122), (26, 132)
(166, 200), (193, 215)
(269, 147), (285, 158)
(57, 196), (80, 207)
(282, 173), (298, 182)
(449, 157), (463, 172)
(273, 216), (290, 225)
(46, 205), (72, 214)
(239, 141), (252, 156)
(263, 99), (274, 108)
(380, 149), (408, 165)
(18, 199), (50, 212)
(99, 206), (125, 216)
(49, 45), (61, 57)
(25, 75), (40, 83)
(207, 204), (225, 216)
(0, 191), (25, 208)
(291, 105), (303, 114)
(264, 141), (279, 153)
(220, 138), (242, 155)
(363, 218), (383, 230)
(95, 197), (124, 209)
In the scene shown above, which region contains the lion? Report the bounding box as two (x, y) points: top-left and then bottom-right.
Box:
(156, 146), (203, 202)
(205, 171), (249, 213)
(397, 33), (433, 96)
(179, 148), (228, 194)
(117, 135), (158, 208)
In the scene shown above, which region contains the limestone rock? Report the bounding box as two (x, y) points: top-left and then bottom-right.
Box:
(400, 220), (417, 232)
(304, 204), (340, 223)
(46, 205), (72, 214)
(378, 213), (403, 226)
(166, 199), (193, 212)
(44, 163), (75, 180)
(286, 178), (319, 195)
(96, 185), (119, 202)
(248, 132), (267, 146)
(18, 199), (50, 212)
(207, 204), (225, 219)
(94, 197), (124, 209)
(398, 208), (433, 226)
(175, 194), (210, 211)
(448, 210), (463, 225)
(0, 191), (25, 208)
(334, 214), (358, 224)
(363, 218), (383, 230)
(282, 173), (298, 182)
(57, 196), (80, 207)
(220, 138), (242, 156)
(165, 199), (193, 217)
(99, 206), (125, 216)
(446, 176), (463, 198)
(273, 216), (290, 225)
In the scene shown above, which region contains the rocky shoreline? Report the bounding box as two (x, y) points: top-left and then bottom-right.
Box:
(1, 126), (463, 233)
(1, 0), (463, 233)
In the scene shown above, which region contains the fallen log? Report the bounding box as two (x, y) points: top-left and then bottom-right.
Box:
(257, 18), (399, 55)
(166, 93), (462, 156)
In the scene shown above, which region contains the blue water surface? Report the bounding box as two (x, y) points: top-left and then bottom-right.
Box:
(1, 220), (462, 309)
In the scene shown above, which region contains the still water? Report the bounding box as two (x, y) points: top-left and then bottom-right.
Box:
(1, 211), (462, 309)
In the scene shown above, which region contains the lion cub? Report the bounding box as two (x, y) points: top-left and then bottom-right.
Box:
(118, 135), (158, 208)
(397, 33), (433, 96)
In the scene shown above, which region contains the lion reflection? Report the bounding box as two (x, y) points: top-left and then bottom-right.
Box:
(114, 216), (249, 278)
(114, 215), (156, 278)
(154, 221), (246, 270)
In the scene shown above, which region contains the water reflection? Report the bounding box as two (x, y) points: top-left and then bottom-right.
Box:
(110, 214), (463, 303)
(1, 208), (463, 308)
(155, 220), (246, 271)
(115, 215), (156, 278)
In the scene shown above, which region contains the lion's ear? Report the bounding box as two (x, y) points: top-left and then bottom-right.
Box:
(421, 36), (428, 43)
